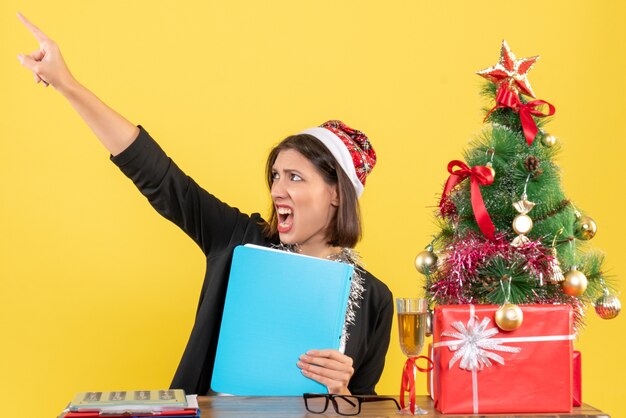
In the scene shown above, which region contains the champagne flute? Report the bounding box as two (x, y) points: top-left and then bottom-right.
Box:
(396, 298), (428, 415)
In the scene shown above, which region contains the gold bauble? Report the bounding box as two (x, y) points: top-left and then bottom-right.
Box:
(495, 303), (524, 331)
(415, 250), (438, 275)
(562, 268), (588, 297)
(542, 133), (557, 147)
(512, 214), (533, 235)
(595, 294), (621, 319)
(574, 215), (597, 240)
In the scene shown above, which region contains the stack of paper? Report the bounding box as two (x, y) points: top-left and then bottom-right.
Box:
(57, 390), (199, 418)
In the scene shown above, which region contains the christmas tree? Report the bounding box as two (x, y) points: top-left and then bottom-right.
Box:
(419, 40), (620, 330)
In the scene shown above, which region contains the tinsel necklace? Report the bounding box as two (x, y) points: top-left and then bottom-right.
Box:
(272, 243), (366, 353)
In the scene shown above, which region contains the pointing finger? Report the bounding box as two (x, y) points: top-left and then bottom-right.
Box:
(17, 12), (50, 44)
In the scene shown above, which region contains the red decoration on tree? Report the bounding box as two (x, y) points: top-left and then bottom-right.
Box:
(439, 160), (495, 239)
(486, 85), (556, 145)
(476, 40), (539, 98)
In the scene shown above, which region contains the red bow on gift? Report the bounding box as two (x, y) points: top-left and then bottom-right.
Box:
(400, 356), (433, 415)
(439, 160), (495, 240)
(486, 85), (556, 146)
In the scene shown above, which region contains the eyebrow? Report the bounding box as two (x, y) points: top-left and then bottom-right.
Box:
(272, 168), (303, 175)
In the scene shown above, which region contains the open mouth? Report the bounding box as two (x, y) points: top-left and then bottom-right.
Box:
(277, 206), (293, 233)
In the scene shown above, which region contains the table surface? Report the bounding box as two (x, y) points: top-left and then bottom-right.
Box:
(198, 396), (610, 417)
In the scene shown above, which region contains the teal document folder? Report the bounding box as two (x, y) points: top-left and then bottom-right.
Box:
(211, 244), (354, 395)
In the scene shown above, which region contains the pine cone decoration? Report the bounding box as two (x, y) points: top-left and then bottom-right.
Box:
(524, 155), (540, 172)
(480, 276), (499, 292)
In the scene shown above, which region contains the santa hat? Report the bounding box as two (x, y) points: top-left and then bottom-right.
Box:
(299, 120), (376, 198)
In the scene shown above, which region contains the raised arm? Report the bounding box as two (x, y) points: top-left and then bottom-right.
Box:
(16, 13), (138, 156)
(16, 13), (263, 256)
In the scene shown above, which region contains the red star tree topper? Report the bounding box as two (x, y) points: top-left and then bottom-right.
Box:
(476, 40), (539, 98)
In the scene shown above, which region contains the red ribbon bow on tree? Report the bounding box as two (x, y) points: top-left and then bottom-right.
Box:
(400, 356), (433, 415)
(486, 85), (556, 146)
(439, 160), (495, 240)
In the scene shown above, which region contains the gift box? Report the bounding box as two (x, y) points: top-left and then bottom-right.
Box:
(429, 345), (582, 407)
(573, 350), (582, 406)
(431, 304), (574, 414)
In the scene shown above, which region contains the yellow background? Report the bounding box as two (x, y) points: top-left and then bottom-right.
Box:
(1, 1), (625, 416)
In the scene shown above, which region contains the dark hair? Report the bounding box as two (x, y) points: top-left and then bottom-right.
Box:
(263, 134), (361, 248)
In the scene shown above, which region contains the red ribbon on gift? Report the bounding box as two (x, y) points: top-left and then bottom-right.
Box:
(400, 356), (434, 415)
(439, 160), (495, 240)
(485, 85), (556, 146)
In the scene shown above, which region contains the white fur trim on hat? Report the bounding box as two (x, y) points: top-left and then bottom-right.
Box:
(298, 127), (364, 198)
